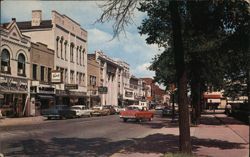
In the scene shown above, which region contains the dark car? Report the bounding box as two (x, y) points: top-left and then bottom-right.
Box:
(162, 107), (172, 117)
(103, 105), (116, 115)
(41, 105), (76, 120)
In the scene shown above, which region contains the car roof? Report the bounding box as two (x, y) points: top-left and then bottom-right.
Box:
(72, 105), (86, 107)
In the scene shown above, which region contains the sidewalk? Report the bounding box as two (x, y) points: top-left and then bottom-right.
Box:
(0, 116), (46, 127)
(111, 113), (249, 157)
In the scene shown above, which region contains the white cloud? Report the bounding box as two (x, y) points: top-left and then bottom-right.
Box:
(132, 63), (155, 78)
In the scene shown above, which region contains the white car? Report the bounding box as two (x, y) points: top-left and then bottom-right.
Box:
(70, 105), (93, 117)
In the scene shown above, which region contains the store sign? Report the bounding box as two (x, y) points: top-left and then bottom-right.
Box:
(65, 84), (78, 90)
(51, 71), (62, 83)
(125, 91), (133, 97)
(0, 75), (28, 92)
(98, 86), (108, 94)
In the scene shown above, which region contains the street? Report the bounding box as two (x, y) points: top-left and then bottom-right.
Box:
(0, 115), (170, 157)
(0, 113), (249, 157)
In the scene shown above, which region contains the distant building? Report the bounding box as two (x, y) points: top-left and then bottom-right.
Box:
(17, 10), (88, 106)
(95, 51), (122, 106)
(87, 54), (101, 107)
(0, 18), (31, 117)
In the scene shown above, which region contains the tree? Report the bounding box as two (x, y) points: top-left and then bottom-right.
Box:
(97, 0), (250, 154)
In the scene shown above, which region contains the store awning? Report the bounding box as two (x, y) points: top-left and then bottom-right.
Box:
(37, 95), (54, 100)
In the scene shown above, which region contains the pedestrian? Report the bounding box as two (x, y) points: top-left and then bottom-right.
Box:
(225, 103), (232, 116)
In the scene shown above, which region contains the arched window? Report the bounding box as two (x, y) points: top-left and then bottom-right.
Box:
(1, 49), (11, 73)
(17, 53), (25, 76)
(64, 40), (68, 61)
(56, 36), (60, 58)
(60, 36), (64, 59)
(76, 46), (79, 64)
(70, 43), (74, 62)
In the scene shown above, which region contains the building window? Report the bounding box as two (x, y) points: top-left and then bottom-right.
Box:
(65, 69), (68, 83)
(64, 40), (68, 61)
(90, 75), (96, 86)
(76, 72), (79, 84)
(76, 46), (79, 64)
(17, 53), (25, 76)
(48, 68), (51, 82)
(70, 70), (74, 83)
(79, 46), (82, 65)
(56, 36), (60, 58)
(70, 43), (74, 63)
(1, 49), (11, 74)
(32, 64), (37, 80)
(82, 48), (85, 66)
(40, 66), (45, 81)
(60, 36), (64, 59)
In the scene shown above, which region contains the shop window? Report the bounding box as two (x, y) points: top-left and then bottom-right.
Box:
(1, 49), (11, 74)
(17, 53), (26, 76)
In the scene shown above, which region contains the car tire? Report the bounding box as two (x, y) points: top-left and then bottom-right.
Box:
(123, 118), (127, 122)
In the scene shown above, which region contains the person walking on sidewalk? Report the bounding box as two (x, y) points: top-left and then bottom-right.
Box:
(225, 103), (232, 116)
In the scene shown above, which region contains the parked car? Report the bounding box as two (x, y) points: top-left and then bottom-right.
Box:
(91, 106), (110, 116)
(120, 105), (154, 122)
(162, 107), (172, 117)
(42, 105), (76, 120)
(70, 105), (94, 117)
(114, 106), (126, 114)
(103, 105), (116, 115)
(155, 105), (165, 115)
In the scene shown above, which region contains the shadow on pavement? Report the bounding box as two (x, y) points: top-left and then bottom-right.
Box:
(4, 133), (246, 157)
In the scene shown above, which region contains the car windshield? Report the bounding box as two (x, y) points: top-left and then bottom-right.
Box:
(93, 107), (101, 110)
(71, 107), (81, 110)
(127, 106), (140, 111)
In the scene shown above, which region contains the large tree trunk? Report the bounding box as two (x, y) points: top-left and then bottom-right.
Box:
(170, 1), (191, 153)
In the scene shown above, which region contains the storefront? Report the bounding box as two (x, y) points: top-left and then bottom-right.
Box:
(0, 75), (29, 117)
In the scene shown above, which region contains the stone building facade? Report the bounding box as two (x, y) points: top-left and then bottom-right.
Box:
(0, 19), (31, 117)
(17, 10), (88, 106)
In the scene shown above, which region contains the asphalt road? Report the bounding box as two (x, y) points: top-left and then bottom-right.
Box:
(0, 114), (171, 157)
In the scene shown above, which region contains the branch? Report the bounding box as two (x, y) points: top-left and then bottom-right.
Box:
(96, 0), (140, 39)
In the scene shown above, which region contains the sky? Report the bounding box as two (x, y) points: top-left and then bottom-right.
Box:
(0, 0), (163, 78)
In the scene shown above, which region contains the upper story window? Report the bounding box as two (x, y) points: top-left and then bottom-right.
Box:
(89, 75), (96, 86)
(56, 36), (60, 58)
(17, 53), (26, 76)
(48, 68), (51, 82)
(82, 48), (85, 66)
(70, 43), (74, 63)
(79, 46), (82, 65)
(32, 64), (37, 80)
(76, 46), (79, 64)
(40, 66), (45, 82)
(64, 40), (68, 61)
(1, 49), (11, 74)
(60, 36), (64, 59)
